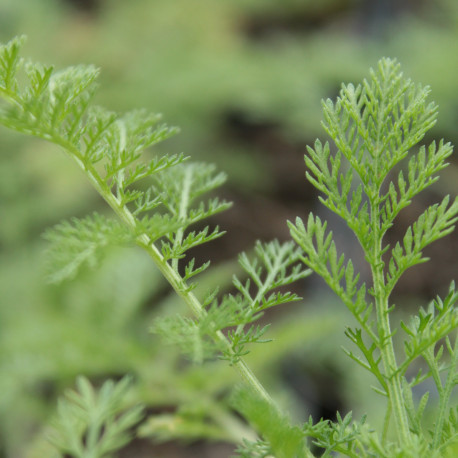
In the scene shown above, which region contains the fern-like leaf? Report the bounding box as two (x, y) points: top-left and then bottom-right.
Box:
(48, 376), (144, 458)
(43, 213), (133, 283)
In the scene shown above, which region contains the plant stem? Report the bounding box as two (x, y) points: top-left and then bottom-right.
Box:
(137, 237), (274, 404)
(371, 207), (411, 444)
(56, 138), (275, 407)
(79, 153), (318, 458)
(1, 86), (313, 454)
(381, 401), (391, 443)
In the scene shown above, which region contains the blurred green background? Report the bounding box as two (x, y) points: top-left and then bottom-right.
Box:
(0, 0), (457, 456)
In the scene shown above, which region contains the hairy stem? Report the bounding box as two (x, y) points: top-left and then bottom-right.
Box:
(370, 203), (411, 443)
(369, 76), (411, 441)
(381, 402), (391, 443)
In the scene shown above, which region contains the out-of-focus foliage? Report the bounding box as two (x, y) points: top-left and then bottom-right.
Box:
(0, 0), (456, 456)
(1, 0), (457, 189)
(48, 376), (144, 457)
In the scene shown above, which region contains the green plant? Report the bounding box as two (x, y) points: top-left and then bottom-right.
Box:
(1, 36), (457, 457)
(48, 376), (144, 458)
(288, 58), (458, 456)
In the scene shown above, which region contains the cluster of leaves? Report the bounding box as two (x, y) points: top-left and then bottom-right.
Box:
(231, 386), (307, 458)
(0, 37), (231, 268)
(48, 376), (143, 458)
(0, 36), (308, 351)
(42, 213), (132, 283)
(2, 35), (458, 457)
(155, 240), (311, 364)
(288, 58), (458, 453)
(302, 412), (370, 457)
(0, 36), (313, 456)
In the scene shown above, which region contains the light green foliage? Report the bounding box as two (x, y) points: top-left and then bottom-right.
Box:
(235, 439), (272, 458)
(0, 36), (313, 456)
(0, 34), (307, 366)
(48, 376), (144, 458)
(0, 36), (224, 286)
(152, 246), (315, 403)
(232, 386), (307, 458)
(302, 412), (369, 457)
(137, 393), (246, 444)
(1, 36), (458, 457)
(222, 240), (311, 363)
(154, 239), (310, 364)
(289, 58), (458, 454)
(43, 213), (132, 283)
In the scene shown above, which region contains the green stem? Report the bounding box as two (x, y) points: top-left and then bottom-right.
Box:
(78, 153), (317, 458)
(208, 400), (259, 444)
(0, 89), (314, 455)
(137, 237), (274, 403)
(54, 138), (275, 407)
(370, 206), (411, 444)
(84, 421), (102, 458)
(381, 401), (391, 443)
